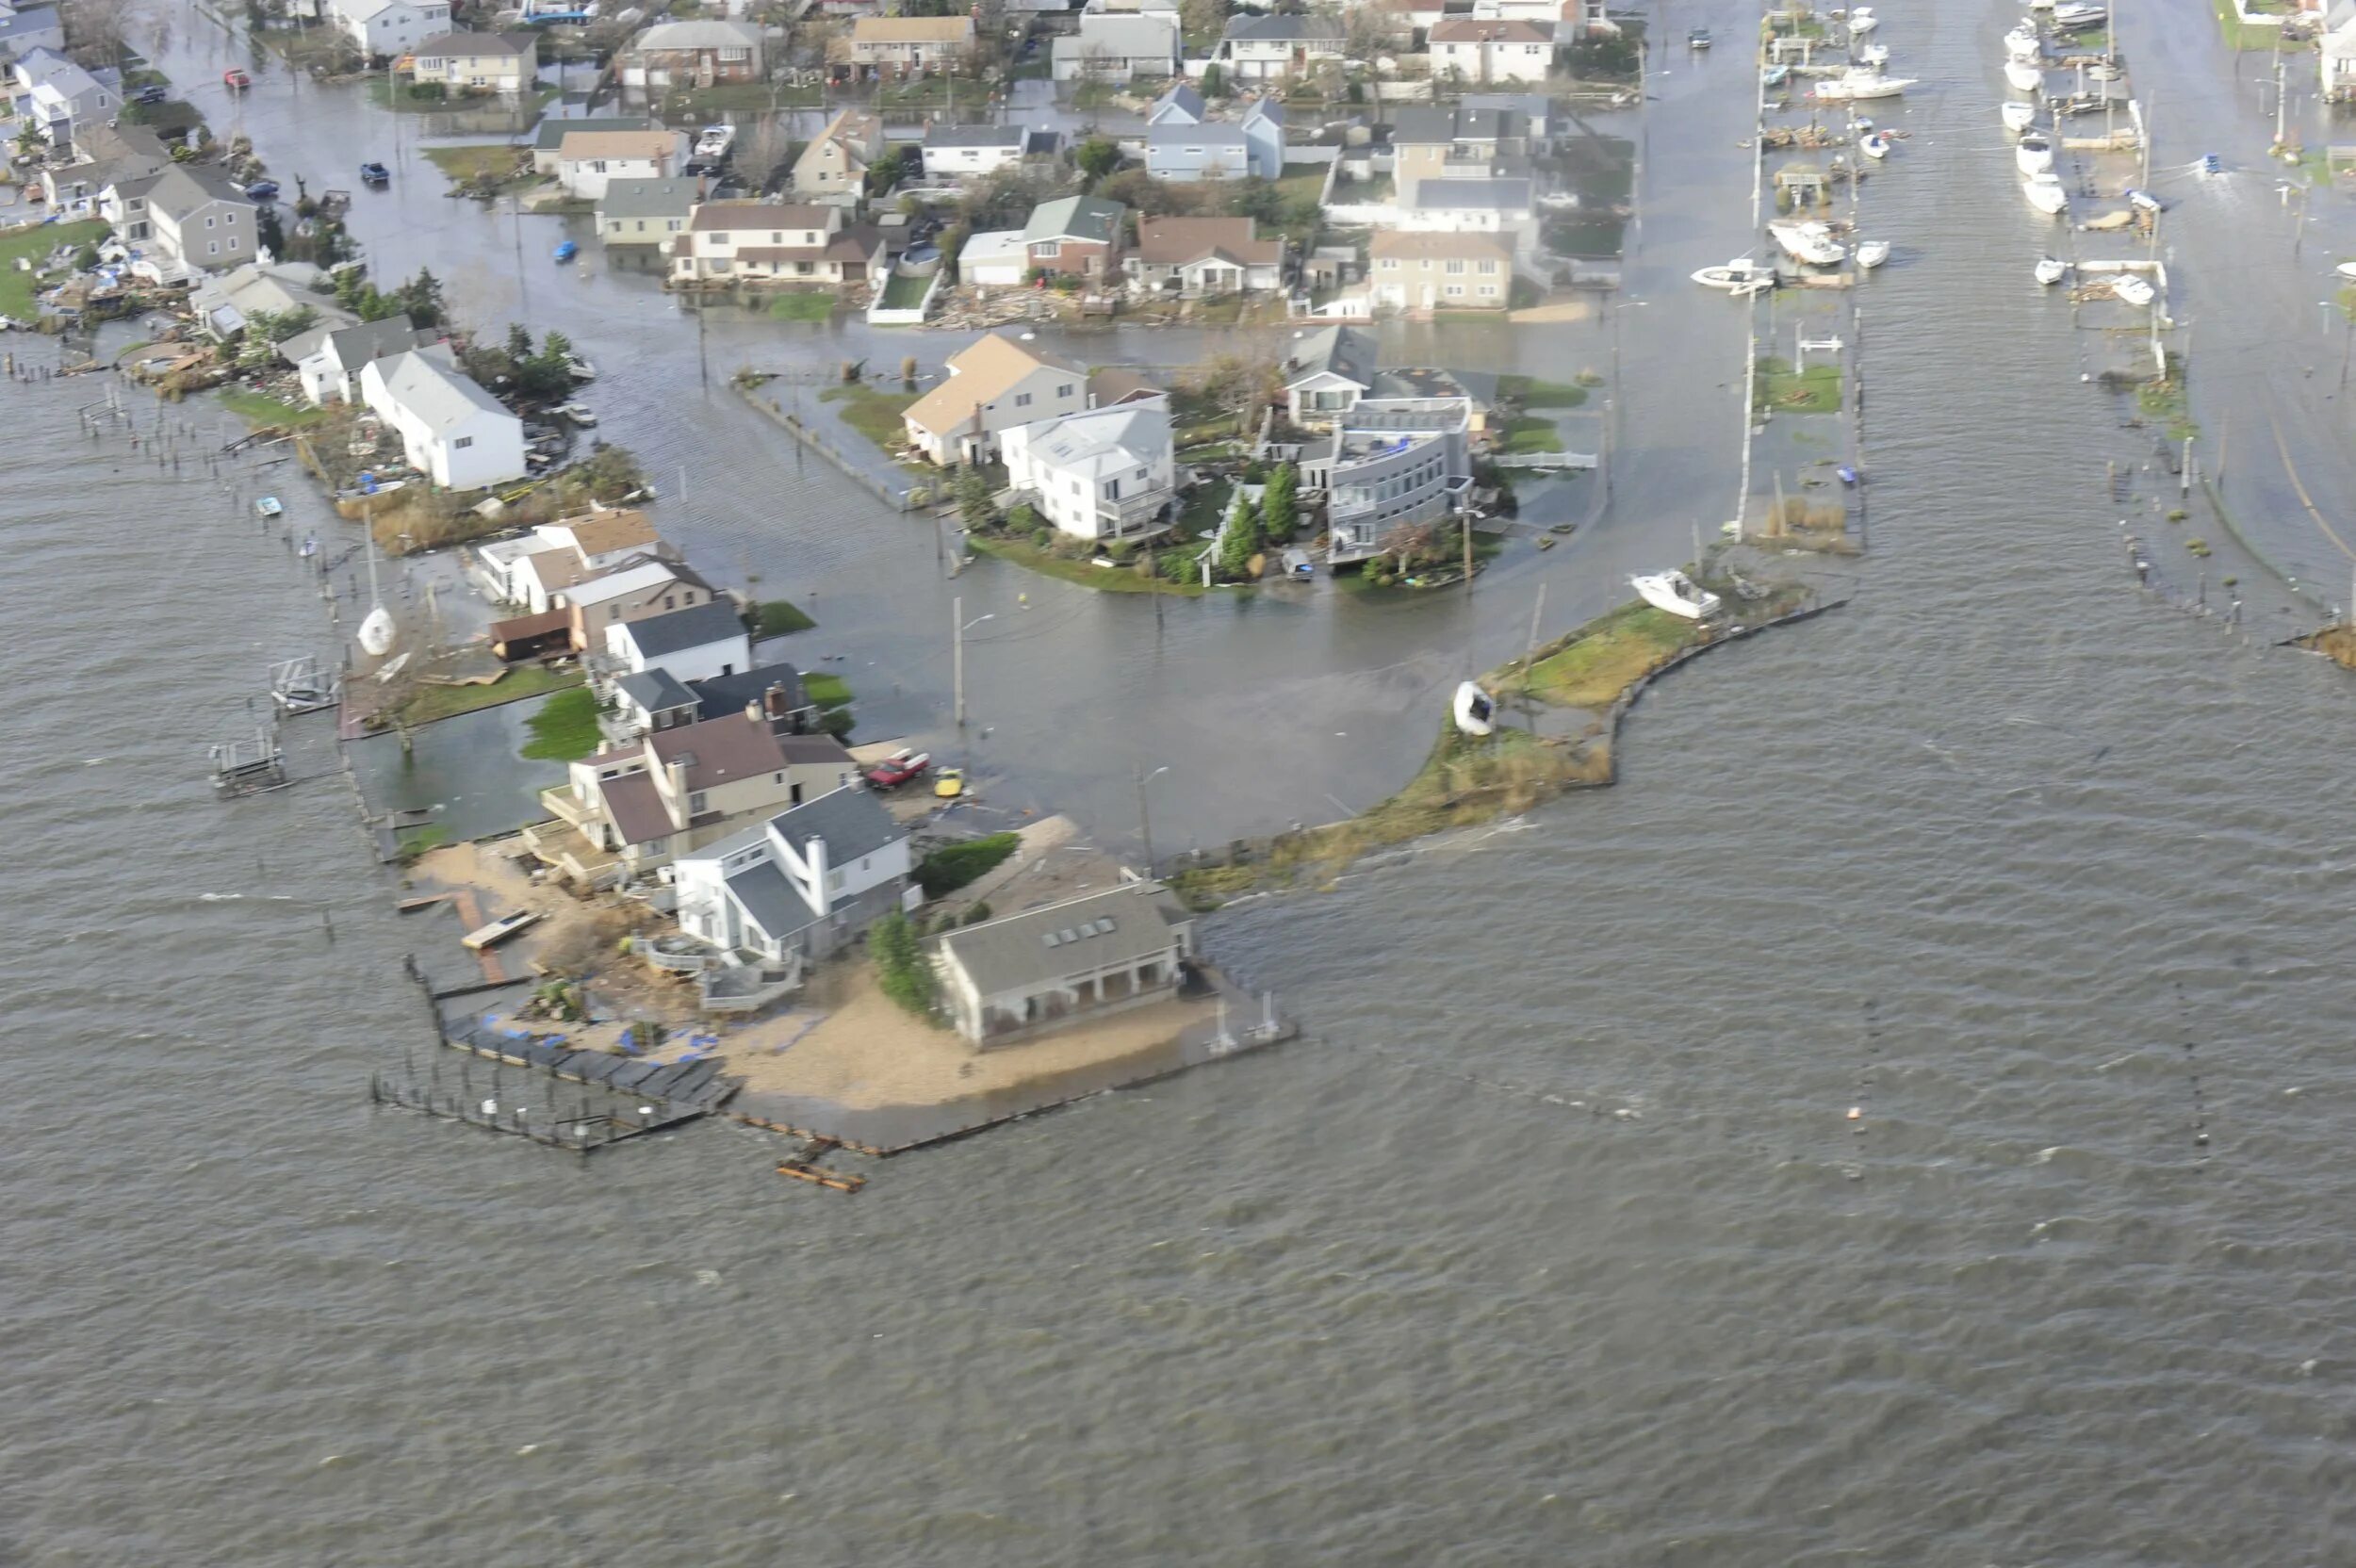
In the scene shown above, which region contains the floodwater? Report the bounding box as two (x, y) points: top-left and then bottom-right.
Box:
(8, 0), (2356, 1560)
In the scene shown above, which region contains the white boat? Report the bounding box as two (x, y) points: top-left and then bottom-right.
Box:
(2004, 24), (2042, 58)
(2051, 2), (2106, 26)
(2023, 170), (2069, 215)
(2005, 57), (2044, 92)
(462, 909), (542, 952)
(1860, 130), (1892, 159)
(1856, 239), (1890, 270)
(1856, 42), (1890, 66)
(558, 401), (597, 426)
(564, 355), (597, 381)
(2111, 273), (2156, 306)
(2001, 100), (2038, 131)
(1768, 220), (1846, 266)
(1693, 256), (1776, 294)
(693, 124), (734, 159)
(2016, 131), (2054, 174)
(1846, 7), (1877, 35)
(1632, 570), (1722, 620)
(1815, 67), (1916, 101)
(2035, 253), (2069, 285)
(254, 495), (283, 518)
(1452, 680), (1497, 737)
(359, 604), (398, 658)
(2335, 261), (2356, 281)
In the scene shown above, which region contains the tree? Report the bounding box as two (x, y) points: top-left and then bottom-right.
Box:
(870, 911), (938, 1017)
(957, 164), (1049, 230)
(1260, 461), (1297, 544)
(1200, 61), (1226, 99)
(955, 467), (995, 531)
(1074, 135), (1122, 183)
(1094, 168), (1183, 216)
(505, 322), (535, 361)
(1180, 0), (1228, 54)
(1217, 488), (1259, 579)
(865, 144), (910, 198)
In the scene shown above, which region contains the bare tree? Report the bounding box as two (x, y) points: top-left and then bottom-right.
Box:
(737, 113), (794, 191)
(61, 0), (137, 71)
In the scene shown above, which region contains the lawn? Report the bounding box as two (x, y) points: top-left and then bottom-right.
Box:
(1177, 477), (1233, 539)
(967, 532), (1207, 596)
(2209, 0), (2282, 50)
(518, 682), (602, 760)
(1497, 416), (1567, 454)
(1500, 374), (1591, 409)
(219, 388), (331, 429)
(1513, 603), (1699, 709)
(753, 599), (816, 637)
(397, 663), (580, 727)
(1275, 164), (1328, 204)
(804, 672), (853, 709)
(663, 82), (823, 115)
(769, 291), (837, 321)
(1754, 355), (1842, 414)
(2137, 374), (2196, 441)
(421, 143), (532, 188)
(818, 384), (921, 453)
(916, 831), (1020, 897)
(0, 217), (106, 318)
(878, 269), (932, 310)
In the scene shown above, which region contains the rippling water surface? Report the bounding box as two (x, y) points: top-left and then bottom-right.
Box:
(7, 0), (2356, 1560)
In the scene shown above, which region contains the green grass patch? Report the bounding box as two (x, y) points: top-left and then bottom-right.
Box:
(967, 531), (1208, 595)
(1499, 375), (1590, 409)
(395, 662), (580, 727)
(2136, 375), (2196, 442)
(916, 830), (1021, 897)
(421, 143), (532, 188)
(1497, 415), (1567, 454)
(1178, 477), (1232, 539)
(396, 822), (451, 861)
(818, 383), (921, 454)
(752, 599), (816, 637)
(1511, 602), (1697, 709)
(879, 270), (932, 310)
(219, 388), (330, 429)
(518, 683), (602, 760)
(0, 218), (106, 318)
(803, 672), (853, 709)
(1275, 164), (1328, 204)
(768, 291), (837, 322)
(1754, 355), (1841, 415)
(2209, 0), (2281, 50)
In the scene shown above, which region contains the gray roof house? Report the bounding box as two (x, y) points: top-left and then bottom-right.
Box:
(597, 176), (695, 246)
(145, 164), (258, 274)
(1405, 175), (1533, 222)
(0, 3), (66, 64)
(1145, 96), (1283, 183)
(1215, 11), (1345, 80)
(930, 881), (1196, 1048)
(1023, 193), (1126, 247)
(529, 113), (652, 172)
(1051, 10), (1181, 82)
(188, 261), (344, 342)
(920, 122), (1027, 181)
(285, 314), (423, 406)
(1147, 81), (1203, 125)
(672, 784), (914, 963)
(1282, 324), (1379, 423)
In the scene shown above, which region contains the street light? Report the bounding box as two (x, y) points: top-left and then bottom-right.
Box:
(952, 596), (993, 727)
(1135, 764), (1170, 876)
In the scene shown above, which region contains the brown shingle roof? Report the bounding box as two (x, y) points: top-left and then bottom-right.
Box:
(852, 15), (973, 42)
(646, 712), (789, 792)
(598, 769), (673, 845)
(1429, 16), (1553, 42)
(903, 331), (1086, 438)
(1135, 216), (1283, 268)
(1369, 229), (1515, 264)
(561, 508), (660, 558)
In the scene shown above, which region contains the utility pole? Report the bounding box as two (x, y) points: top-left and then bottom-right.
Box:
(1135, 767), (1155, 874)
(1524, 581), (1546, 665)
(953, 594), (966, 727)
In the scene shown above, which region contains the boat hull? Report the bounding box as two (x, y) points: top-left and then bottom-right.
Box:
(2001, 100), (2037, 130)
(1856, 241), (1890, 270)
(1632, 572), (1723, 620)
(2004, 59), (2043, 92)
(1453, 681), (1497, 737)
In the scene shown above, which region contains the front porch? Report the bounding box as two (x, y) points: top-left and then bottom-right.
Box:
(520, 816), (624, 889)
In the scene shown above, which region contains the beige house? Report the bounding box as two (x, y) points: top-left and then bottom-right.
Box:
(669, 200), (886, 286)
(1388, 102), (1530, 205)
(1369, 230), (1514, 311)
(789, 108), (886, 198)
(408, 30), (537, 91)
(850, 14), (974, 74)
(931, 882), (1196, 1049)
(901, 330), (1089, 466)
(554, 128), (683, 200)
(1428, 17), (1555, 85)
(551, 555), (712, 652)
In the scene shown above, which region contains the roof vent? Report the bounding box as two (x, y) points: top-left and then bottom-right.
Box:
(1042, 931), (1061, 948)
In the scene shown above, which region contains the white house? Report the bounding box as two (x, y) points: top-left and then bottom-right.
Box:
(327, 0), (451, 58)
(674, 785), (916, 962)
(1050, 10), (1180, 82)
(555, 127), (683, 200)
(1399, 176), (1533, 233)
(475, 508), (673, 607)
(1213, 12), (1345, 80)
(919, 122), (1027, 182)
(1001, 399), (1176, 542)
(188, 261), (339, 341)
(1281, 323), (1379, 426)
(901, 330), (1089, 466)
(1428, 16), (1555, 84)
(146, 166), (258, 273)
(2326, 0), (2356, 101)
(930, 881), (1195, 1049)
(957, 228), (1030, 288)
(409, 29), (538, 91)
(284, 315), (421, 405)
(604, 600), (754, 684)
(359, 351), (528, 491)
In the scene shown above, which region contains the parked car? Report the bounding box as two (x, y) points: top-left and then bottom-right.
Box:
(223, 68), (251, 90)
(358, 161), (390, 186)
(933, 766), (965, 799)
(133, 84), (168, 105)
(863, 748), (930, 789)
(243, 179), (279, 202)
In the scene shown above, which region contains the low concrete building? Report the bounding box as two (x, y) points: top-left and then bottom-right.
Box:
(902, 330), (1089, 466)
(1127, 216), (1285, 295)
(673, 785), (915, 961)
(597, 176), (695, 247)
(359, 351), (528, 491)
(555, 127), (683, 200)
(409, 30), (537, 91)
(931, 882), (1195, 1048)
(1001, 399), (1175, 542)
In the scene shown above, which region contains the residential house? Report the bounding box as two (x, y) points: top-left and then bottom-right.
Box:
(147, 165), (258, 273)
(1400, 176), (1533, 233)
(1369, 230), (1514, 310)
(38, 122), (165, 215)
(1214, 12), (1346, 80)
(553, 556), (714, 651)
(1144, 94), (1283, 183)
(612, 660), (823, 738)
(2326, 0), (2356, 100)
(1281, 323), (1379, 426)
(0, 4), (66, 65)
(604, 599), (754, 684)
(919, 122), (1026, 182)
(327, 0), (452, 59)
(284, 315), (423, 406)
(555, 127), (683, 201)
(530, 114), (652, 175)
(1300, 394), (1475, 564)
(901, 330), (1088, 466)
(1127, 215), (1285, 295)
(534, 711), (824, 885)
(358, 351), (528, 491)
(409, 30), (538, 91)
(1088, 367), (1166, 407)
(1387, 102), (1530, 205)
(930, 882), (1195, 1049)
(1462, 90), (1554, 143)
(673, 785), (915, 962)
(1050, 11), (1180, 82)
(1000, 400), (1176, 542)
(596, 177), (695, 247)
(617, 19), (765, 87)
(957, 229), (1030, 288)
(1429, 17), (1555, 84)
(475, 507), (676, 607)
(1021, 193), (1127, 281)
(669, 200), (884, 286)
(1146, 80), (1203, 127)
(189, 261), (342, 342)
(789, 107), (886, 197)
(10, 47), (110, 148)
(849, 14), (973, 75)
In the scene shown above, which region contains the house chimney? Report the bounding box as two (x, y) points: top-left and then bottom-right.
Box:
(763, 682), (789, 720)
(806, 834), (831, 917)
(665, 754), (694, 825)
(745, 697), (763, 724)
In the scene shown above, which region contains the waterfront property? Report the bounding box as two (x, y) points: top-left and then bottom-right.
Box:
(327, 0), (452, 59)
(617, 19), (766, 87)
(931, 881), (1195, 1049)
(790, 108), (886, 199)
(2326, 2), (2356, 101)
(596, 177), (695, 247)
(1000, 398), (1176, 542)
(1212, 11), (1345, 79)
(144, 166), (258, 277)
(0, 2), (65, 62)
(190, 261), (343, 342)
(956, 229), (1030, 288)
(284, 314), (422, 406)
(1022, 194), (1128, 282)
(1388, 102), (1531, 207)
(848, 14), (974, 75)
(408, 30), (537, 92)
(669, 200), (884, 287)
(1283, 323), (1380, 428)
(477, 508), (676, 608)
(1050, 10), (1180, 83)
(552, 556), (713, 650)
(530, 115), (651, 175)
(1127, 216), (1285, 296)
(8, 45), (110, 149)
(38, 122), (166, 217)
(603, 599), (753, 684)
(555, 128), (684, 201)
(1143, 94), (1284, 183)
(1369, 230), (1514, 311)
(673, 785), (915, 962)
(612, 660), (819, 739)
(358, 351), (528, 491)
(902, 330), (1089, 466)
(1400, 176), (1533, 234)
(1300, 394), (1476, 564)
(1428, 17), (1556, 85)
(918, 123), (1026, 183)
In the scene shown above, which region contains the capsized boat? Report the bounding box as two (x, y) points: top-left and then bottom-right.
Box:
(2005, 57), (2044, 92)
(1769, 220), (1846, 266)
(2035, 253), (2069, 285)
(1815, 67), (1916, 100)
(1632, 570), (1723, 620)
(1762, 62), (1791, 87)
(1861, 130), (1892, 159)
(2016, 131), (2054, 174)
(2001, 99), (2037, 131)
(1453, 680), (1497, 737)
(1693, 256), (1777, 294)
(1856, 239), (1890, 270)
(2335, 261), (2356, 281)
(2023, 170), (2069, 215)
(2111, 273), (2156, 306)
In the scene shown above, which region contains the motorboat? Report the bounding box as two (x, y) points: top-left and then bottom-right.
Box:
(1856, 42), (1890, 66)
(1815, 67), (1916, 101)
(2016, 131), (2054, 174)
(2335, 261), (2356, 281)
(2086, 61), (2121, 81)
(2051, 2), (2106, 26)
(2001, 100), (2038, 131)
(1860, 130), (1892, 159)
(2005, 25), (2042, 59)
(558, 402), (597, 426)
(2023, 170), (2069, 215)
(564, 354), (597, 381)
(2125, 187), (2162, 213)
(254, 495), (283, 518)
(2005, 57), (2044, 92)
(1768, 220), (1846, 266)
(359, 604), (397, 658)
(1856, 239), (1890, 270)
(1846, 7), (1877, 35)
(2035, 253), (2069, 285)
(1632, 570), (1723, 620)
(1452, 680), (1497, 737)
(1762, 63), (1791, 87)
(693, 124), (735, 160)
(1693, 256), (1777, 294)
(2111, 273), (2156, 306)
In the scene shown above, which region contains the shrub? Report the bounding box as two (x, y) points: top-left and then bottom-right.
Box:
(963, 901), (992, 924)
(1007, 502), (1040, 535)
(1031, 525), (1053, 548)
(917, 831), (1021, 897)
(870, 912), (938, 1017)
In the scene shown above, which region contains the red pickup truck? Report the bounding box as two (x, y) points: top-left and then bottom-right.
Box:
(862, 748), (930, 790)
(223, 68), (252, 90)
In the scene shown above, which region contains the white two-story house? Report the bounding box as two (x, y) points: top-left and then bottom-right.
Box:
(672, 785), (915, 962)
(359, 350), (527, 491)
(1000, 398), (1176, 542)
(327, 0), (451, 59)
(900, 330), (1089, 466)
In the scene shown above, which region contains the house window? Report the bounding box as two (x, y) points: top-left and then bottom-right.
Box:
(1445, 259), (1465, 275)
(689, 791), (710, 814)
(207, 240), (218, 255)
(1014, 392), (1032, 408)
(1478, 259), (1498, 274)
(1480, 285), (1497, 297)
(718, 46), (748, 60)
(591, 160), (608, 173)
(454, 436), (474, 449)
(1379, 257), (1399, 270)
(205, 216), (215, 229)
(1056, 384), (1072, 398)
(1446, 284), (1464, 297)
